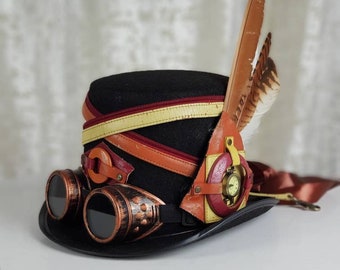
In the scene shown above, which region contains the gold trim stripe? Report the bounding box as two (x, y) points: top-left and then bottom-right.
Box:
(82, 102), (223, 145)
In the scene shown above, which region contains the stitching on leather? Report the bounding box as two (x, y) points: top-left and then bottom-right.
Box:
(84, 100), (199, 177)
(83, 102), (223, 144)
(105, 134), (198, 177)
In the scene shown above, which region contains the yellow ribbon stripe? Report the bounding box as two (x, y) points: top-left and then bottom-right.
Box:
(82, 102), (224, 145)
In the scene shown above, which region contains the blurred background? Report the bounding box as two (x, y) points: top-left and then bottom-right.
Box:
(1, 0), (340, 187)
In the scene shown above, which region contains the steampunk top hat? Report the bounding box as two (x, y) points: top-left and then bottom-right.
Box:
(39, 69), (279, 257)
(39, 0), (338, 257)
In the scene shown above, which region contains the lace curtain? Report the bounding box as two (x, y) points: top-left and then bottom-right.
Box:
(1, 0), (340, 184)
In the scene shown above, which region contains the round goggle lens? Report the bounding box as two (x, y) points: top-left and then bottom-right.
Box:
(85, 194), (116, 240)
(47, 175), (67, 218)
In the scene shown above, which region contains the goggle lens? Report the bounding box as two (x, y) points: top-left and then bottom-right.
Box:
(85, 194), (116, 240)
(83, 185), (164, 243)
(47, 175), (67, 219)
(45, 169), (85, 220)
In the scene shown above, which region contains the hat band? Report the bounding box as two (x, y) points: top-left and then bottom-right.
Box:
(82, 96), (211, 177)
(105, 132), (199, 177)
(82, 96), (224, 145)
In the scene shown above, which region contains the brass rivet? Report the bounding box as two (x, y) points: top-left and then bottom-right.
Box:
(116, 174), (123, 181)
(135, 212), (144, 220)
(140, 203), (147, 212)
(194, 186), (201, 193)
(227, 138), (232, 146)
(141, 219), (148, 225)
(132, 196), (141, 204)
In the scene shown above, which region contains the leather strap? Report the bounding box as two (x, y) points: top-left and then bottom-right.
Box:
(82, 97), (224, 145)
(105, 132), (199, 178)
(82, 155), (128, 183)
(81, 142), (134, 184)
(82, 97), (199, 177)
(191, 183), (222, 195)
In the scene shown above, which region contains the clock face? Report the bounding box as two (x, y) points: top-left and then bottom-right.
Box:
(222, 167), (243, 206)
(226, 175), (241, 197)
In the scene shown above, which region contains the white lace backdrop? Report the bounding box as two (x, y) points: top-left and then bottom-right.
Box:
(1, 0), (340, 186)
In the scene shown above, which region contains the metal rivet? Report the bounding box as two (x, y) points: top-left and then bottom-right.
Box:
(135, 212), (144, 220)
(116, 173), (123, 181)
(227, 138), (232, 146)
(194, 186), (201, 193)
(141, 219), (148, 225)
(132, 196), (141, 204)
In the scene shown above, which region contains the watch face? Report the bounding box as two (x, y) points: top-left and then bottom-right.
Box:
(226, 174), (241, 197)
(222, 166), (243, 206)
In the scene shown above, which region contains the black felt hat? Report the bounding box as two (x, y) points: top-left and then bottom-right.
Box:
(39, 70), (277, 257)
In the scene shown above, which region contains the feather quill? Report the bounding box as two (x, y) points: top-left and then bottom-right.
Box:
(238, 33), (280, 142)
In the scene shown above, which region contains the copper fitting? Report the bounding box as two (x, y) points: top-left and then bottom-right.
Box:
(83, 184), (165, 243)
(45, 168), (88, 220)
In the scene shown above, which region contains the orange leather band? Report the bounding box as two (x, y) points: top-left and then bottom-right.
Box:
(82, 101), (96, 123)
(87, 147), (113, 184)
(82, 99), (198, 178)
(83, 154), (128, 183)
(96, 160), (128, 183)
(191, 183), (222, 195)
(105, 134), (198, 178)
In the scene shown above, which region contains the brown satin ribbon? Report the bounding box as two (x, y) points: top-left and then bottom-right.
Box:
(249, 161), (340, 204)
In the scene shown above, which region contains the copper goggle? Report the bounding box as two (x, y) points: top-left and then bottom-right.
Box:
(45, 168), (165, 243)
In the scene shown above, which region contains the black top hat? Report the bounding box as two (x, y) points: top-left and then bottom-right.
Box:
(39, 70), (278, 257)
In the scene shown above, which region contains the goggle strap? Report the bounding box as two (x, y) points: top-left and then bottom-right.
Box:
(159, 204), (198, 227)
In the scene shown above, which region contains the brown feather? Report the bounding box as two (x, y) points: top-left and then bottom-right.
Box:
(237, 33), (280, 132)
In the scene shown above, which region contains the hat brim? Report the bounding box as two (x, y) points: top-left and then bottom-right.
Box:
(39, 198), (277, 258)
